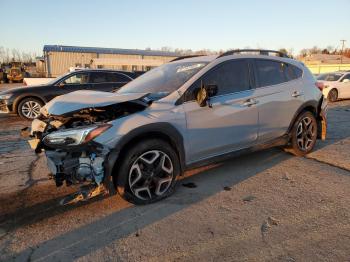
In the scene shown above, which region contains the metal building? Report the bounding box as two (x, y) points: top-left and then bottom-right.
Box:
(43, 45), (180, 77)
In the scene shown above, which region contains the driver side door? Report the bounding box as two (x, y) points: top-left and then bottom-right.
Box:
(182, 59), (259, 164)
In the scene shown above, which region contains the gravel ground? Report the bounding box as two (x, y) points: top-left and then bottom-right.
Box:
(0, 99), (349, 261)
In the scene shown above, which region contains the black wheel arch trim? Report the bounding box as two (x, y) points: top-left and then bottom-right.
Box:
(106, 122), (186, 186)
(287, 99), (321, 135)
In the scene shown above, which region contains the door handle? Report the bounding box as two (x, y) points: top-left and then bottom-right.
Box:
(242, 98), (258, 107)
(292, 91), (303, 97)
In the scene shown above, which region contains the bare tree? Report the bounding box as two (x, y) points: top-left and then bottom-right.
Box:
(0, 46), (5, 63)
(5, 48), (10, 63)
(11, 48), (22, 62)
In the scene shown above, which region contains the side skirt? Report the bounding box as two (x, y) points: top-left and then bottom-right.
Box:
(185, 135), (290, 171)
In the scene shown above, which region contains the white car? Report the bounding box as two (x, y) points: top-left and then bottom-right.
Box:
(317, 71), (350, 102)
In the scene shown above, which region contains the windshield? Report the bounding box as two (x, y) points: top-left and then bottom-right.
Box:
(317, 73), (343, 81)
(117, 61), (208, 95)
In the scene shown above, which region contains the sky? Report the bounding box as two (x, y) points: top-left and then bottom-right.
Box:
(1, 0), (350, 56)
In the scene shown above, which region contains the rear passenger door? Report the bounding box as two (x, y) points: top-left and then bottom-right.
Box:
(252, 59), (304, 141)
(89, 72), (132, 92)
(183, 59), (259, 163)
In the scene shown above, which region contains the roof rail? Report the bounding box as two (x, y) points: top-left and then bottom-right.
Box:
(217, 49), (289, 59)
(170, 55), (205, 62)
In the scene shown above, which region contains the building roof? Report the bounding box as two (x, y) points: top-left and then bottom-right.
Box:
(43, 45), (180, 57)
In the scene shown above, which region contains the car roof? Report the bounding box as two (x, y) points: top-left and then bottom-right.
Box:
(173, 54), (302, 67)
(71, 69), (137, 78)
(74, 68), (132, 73)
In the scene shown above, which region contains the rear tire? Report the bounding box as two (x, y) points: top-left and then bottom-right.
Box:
(115, 139), (180, 205)
(327, 89), (338, 102)
(285, 111), (317, 156)
(17, 97), (43, 120)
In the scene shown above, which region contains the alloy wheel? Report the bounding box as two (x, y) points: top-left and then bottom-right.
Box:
(21, 101), (41, 119)
(296, 116), (316, 151)
(328, 89), (338, 102)
(128, 150), (174, 201)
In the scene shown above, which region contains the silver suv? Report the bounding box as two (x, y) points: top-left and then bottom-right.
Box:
(28, 50), (328, 204)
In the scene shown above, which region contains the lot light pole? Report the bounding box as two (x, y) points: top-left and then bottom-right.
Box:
(340, 40), (346, 65)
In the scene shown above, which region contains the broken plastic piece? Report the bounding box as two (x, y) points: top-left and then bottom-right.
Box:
(59, 184), (106, 205)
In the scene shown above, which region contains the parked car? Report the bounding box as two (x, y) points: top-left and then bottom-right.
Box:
(316, 71), (350, 102)
(27, 50), (327, 205)
(0, 69), (137, 119)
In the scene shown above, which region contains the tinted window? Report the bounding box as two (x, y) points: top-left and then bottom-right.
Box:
(293, 66), (303, 79)
(255, 60), (287, 87)
(341, 74), (350, 82)
(316, 73), (343, 81)
(108, 73), (131, 82)
(63, 73), (89, 84)
(186, 60), (250, 100)
(283, 63), (303, 81)
(90, 72), (108, 83)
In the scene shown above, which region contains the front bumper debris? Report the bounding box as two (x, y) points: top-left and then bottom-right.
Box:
(21, 118), (117, 204)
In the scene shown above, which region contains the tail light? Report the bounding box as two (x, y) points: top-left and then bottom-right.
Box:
(315, 81), (324, 91)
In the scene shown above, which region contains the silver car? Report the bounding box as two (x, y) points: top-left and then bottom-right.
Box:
(27, 50), (328, 204)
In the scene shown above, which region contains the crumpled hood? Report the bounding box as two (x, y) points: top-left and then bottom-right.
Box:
(43, 90), (148, 116)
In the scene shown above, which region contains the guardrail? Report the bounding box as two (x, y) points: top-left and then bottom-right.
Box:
(306, 63), (350, 74)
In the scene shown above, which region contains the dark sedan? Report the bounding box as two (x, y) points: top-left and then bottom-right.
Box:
(0, 69), (137, 120)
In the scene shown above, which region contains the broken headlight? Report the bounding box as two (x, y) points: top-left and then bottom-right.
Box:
(43, 124), (111, 146)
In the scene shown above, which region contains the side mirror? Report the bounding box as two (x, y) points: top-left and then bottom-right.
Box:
(58, 82), (65, 88)
(196, 84), (218, 107)
(342, 79), (350, 83)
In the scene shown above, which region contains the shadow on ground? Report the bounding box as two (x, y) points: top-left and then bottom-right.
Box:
(3, 148), (291, 261)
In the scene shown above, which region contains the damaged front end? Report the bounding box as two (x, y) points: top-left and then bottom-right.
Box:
(22, 91), (151, 204)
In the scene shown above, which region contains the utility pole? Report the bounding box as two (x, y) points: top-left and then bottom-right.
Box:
(340, 39), (346, 64)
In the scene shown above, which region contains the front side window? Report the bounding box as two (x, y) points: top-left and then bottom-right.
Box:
(185, 60), (250, 101)
(255, 60), (287, 87)
(63, 73), (89, 85)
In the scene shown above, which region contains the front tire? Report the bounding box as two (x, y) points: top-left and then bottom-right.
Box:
(115, 139), (180, 205)
(285, 111), (317, 156)
(17, 97), (43, 120)
(327, 89), (338, 102)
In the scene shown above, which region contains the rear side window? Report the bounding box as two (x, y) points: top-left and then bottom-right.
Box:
(108, 73), (131, 83)
(255, 60), (286, 87)
(255, 60), (302, 88)
(284, 63), (303, 81)
(90, 72), (108, 83)
(89, 72), (131, 83)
